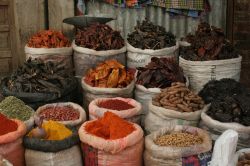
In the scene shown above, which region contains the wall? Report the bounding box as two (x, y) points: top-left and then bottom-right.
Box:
(234, 0), (250, 87)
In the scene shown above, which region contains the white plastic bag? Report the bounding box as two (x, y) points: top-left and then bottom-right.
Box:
(36, 102), (86, 127)
(209, 129), (238, 166)
(25, 45), (73, 71)
(79, 121), (144, 166)
(81, 78), (135, 110)
(145, 103), (208, 134)
(89, 97), (142, 124)
(72, 41), (126, 77)
(126, 42), (179, 70)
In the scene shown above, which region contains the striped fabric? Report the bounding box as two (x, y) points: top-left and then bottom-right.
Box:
(166, 0), (204, 10)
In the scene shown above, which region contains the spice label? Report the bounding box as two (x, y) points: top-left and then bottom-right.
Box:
(182, 151), (211, 166)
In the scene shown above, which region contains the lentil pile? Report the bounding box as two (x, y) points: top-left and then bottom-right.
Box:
(98, 99), (134, 111)
(85, 112), (135, 140)
(127, 20), (176, 49)
(75, 23), (124, 50)
(136, 57), (185, 88)
(153, 82), (205, 112)
(84, 59), (134, 88)
(154, 132), (203, 147)
(27, 30), (70, 48)
(0, 96), (33, 121)
(237, 153), (250, 166)
(39, 106), (80, 121)
(180, 22), (238, 61)
(0, 113), (18, 136)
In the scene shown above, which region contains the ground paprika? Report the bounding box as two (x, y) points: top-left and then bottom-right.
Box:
(85, 112), (135, 140)
(0, 113), (18, 136)
(98, 99), (134, 111)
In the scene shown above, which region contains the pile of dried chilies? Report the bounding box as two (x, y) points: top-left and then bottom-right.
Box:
(180, 22), (238, 61)
(136, 57), (185, 88)
(27, 30), (70, 48)
(75, 23), (124, 50)
(84, 59), (134, 88)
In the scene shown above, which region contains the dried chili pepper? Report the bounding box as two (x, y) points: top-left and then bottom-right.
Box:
(0, 113), (18, 136)
(84, 59), (134, 88)
(27, 30), (70, 48)
(75, 23), (124, 50)
(98, 99), (134, 111)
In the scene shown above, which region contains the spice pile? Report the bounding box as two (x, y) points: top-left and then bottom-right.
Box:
(84, 59), (134, 88)
(180, 22), (238, 61)
(237, 153), (250, 166)
(136, 57), (185, 88)
(153, 82), (205, 112)
(28, 120), (72, 140)
(127, 20), (176, 49)
(75, 23), (124, 50)
(154, 132), (203, 147)
(98, 99), (134, 111)
(5, 59), (75, 96)
(0, 96), (33, 121)
(0, 113), (18, 136)
(85, 112), (135, 139)
(39, 106), (80, 121)
(27, 30), (70, 48)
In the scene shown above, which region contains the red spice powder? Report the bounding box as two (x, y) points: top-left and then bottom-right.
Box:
(0, 113), (18, 136)
(98, 99), (134, 111)
(85, 112), (135, 140)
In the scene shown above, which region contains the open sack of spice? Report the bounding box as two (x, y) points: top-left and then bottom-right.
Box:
(24, 117), (82, 166)
(179, 22), (242, 92)
(198, 78), (250, 149)
(79, 112), (144, 166)
(73, 23), (126, 77)
(36, 102), (86, 127)
(1, 59), (77, 109)
(126, 20), (179, 70)
(82, 59), (135, 110)
(25, 30), (73, 71)
(145, 82), (207, 134)
(89, 97), (142, 124)
(234, 149), (250, 166)
(0, 113), (27, 166)
(144, 125), (212, 166)
(135, 57), (187, 126)
(0, 96), (34, 131)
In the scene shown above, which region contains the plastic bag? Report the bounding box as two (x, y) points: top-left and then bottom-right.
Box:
(209, 129), (238, 166)
(36, 102), (86, 127)
(79, 121), (144, 166)
(89, 97), (142, 124)
(144, 103), (207, 134)
(72, 40), (126, 77)
(144, 125), (212, 166)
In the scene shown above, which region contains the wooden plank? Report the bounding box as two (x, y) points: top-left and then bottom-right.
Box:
(0, 50), (11, 58)
(14, 0), (46, 64)
(0, 25), (9, 32)
(226, 0), (234, 42)
(48, 0), (74, 39)
(0, 0), (9, 6)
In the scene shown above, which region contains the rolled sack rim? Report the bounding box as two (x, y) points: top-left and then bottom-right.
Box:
(72, 40), (126, 56)
(25, 45), (73, 55)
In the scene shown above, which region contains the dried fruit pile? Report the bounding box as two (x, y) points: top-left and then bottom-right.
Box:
(127, 20), (176, 49)
(154, 132), (203, 147)
(75, 23), (124, 50)
(237, 153), (250, 166)
(27, 30), (70, 48)
(200, 79), (250, 126)
(39, 106), (80, 121)
(180, 22), (238, 61)
(5, 59), (75, 96)
(153, 82), (205, 112)
(84, 59), (134, 88)
(136, 57), (185, 88)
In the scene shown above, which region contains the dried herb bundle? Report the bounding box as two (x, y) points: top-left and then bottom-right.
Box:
(6, 59), (75, 96)
(75, 23), (124, 50)
(84, 59), (134, 88)
(127, 20), (176, 49)
(136, 57), (185, 88)
(180, 22), (238, 61)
